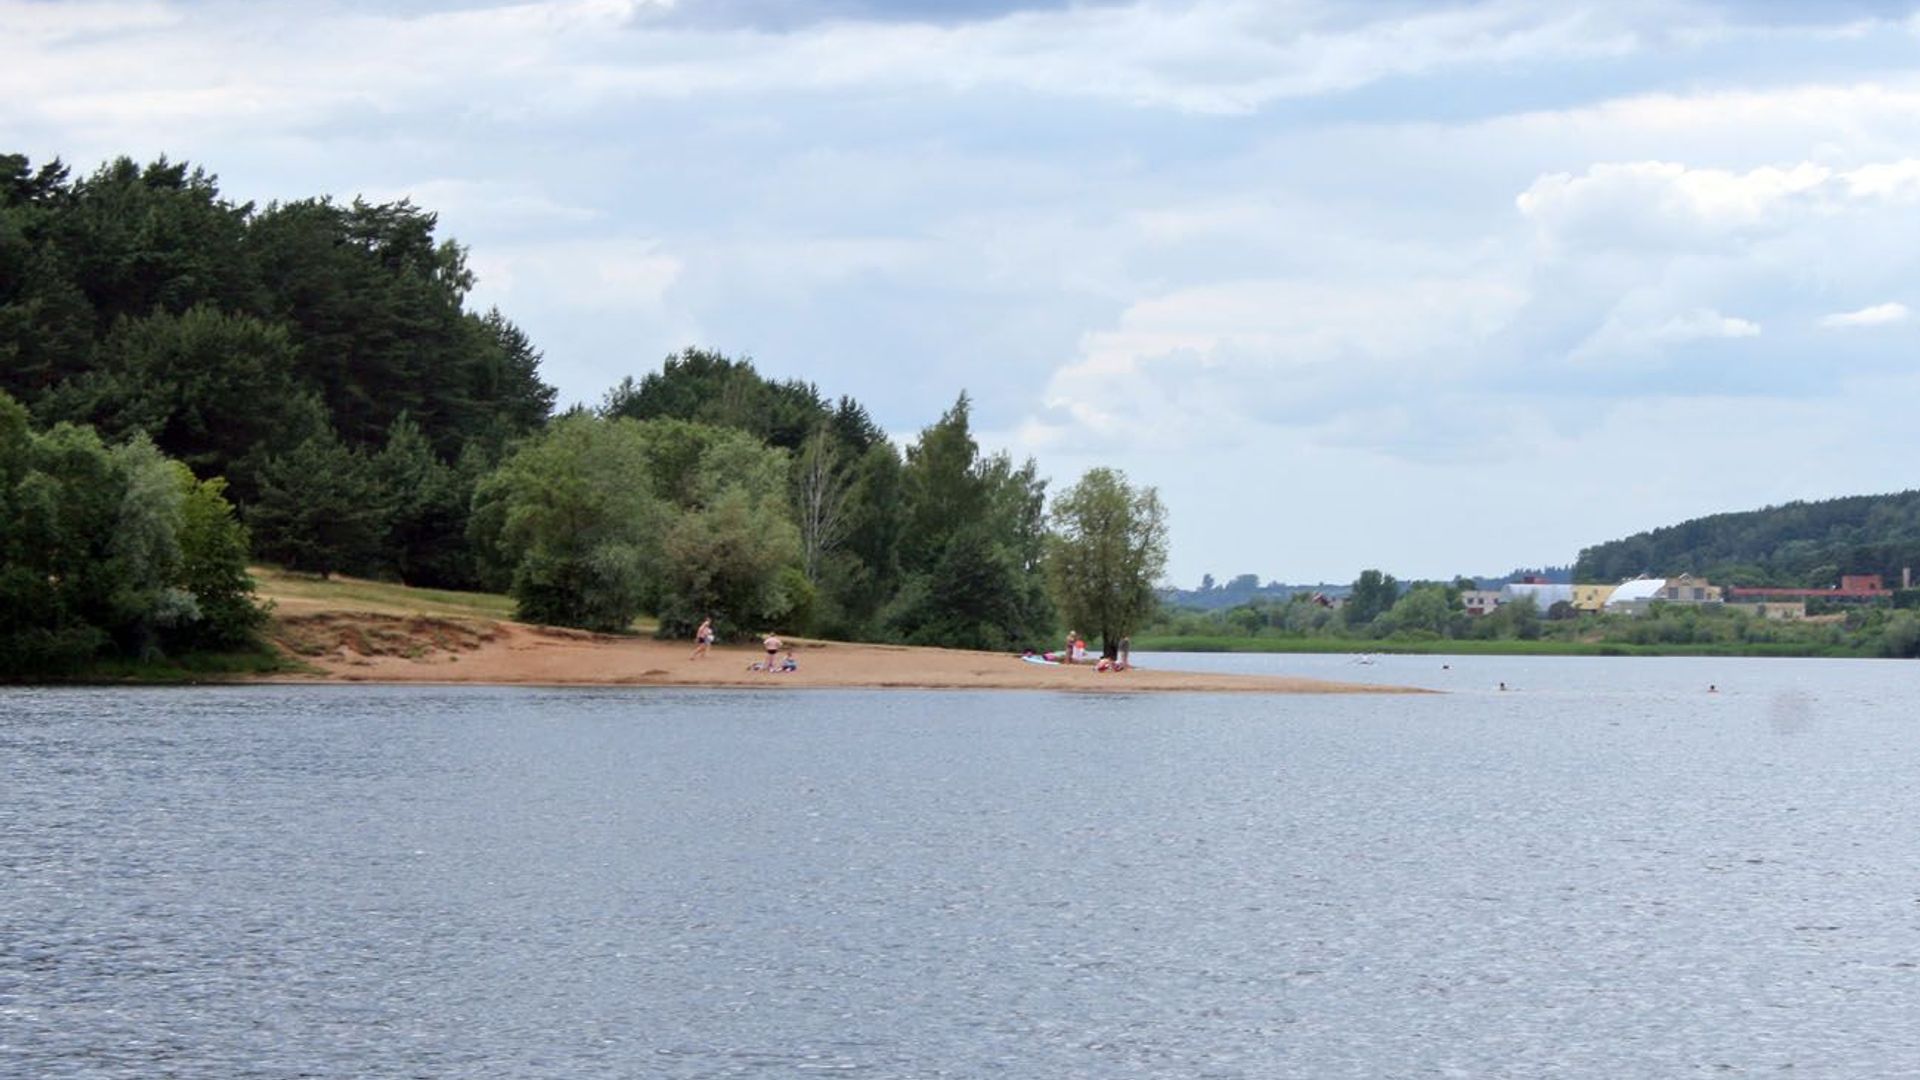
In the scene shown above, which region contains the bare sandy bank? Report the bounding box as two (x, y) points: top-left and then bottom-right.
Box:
(261, 611), (1423, 694)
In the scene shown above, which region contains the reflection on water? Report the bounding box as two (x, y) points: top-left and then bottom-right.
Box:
(4, 663), (1919, 1078)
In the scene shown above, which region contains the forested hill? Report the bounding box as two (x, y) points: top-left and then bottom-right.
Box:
(1573, 491), (1920, 586)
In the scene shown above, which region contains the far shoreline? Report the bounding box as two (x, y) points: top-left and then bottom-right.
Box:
(1130, 635), (1881, 659)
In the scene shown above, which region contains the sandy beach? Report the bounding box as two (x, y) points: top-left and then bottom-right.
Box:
(262, 608), (1418, 694)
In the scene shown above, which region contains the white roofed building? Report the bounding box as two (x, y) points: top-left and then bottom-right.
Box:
(1604, 578), (1667, 615)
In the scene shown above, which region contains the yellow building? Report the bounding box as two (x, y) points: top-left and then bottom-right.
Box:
(1572, 583), (1617, 612)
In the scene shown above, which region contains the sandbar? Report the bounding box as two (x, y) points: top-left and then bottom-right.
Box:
(260, 610), (1422, 694)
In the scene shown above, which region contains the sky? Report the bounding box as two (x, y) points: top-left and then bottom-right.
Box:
(8, 0), (1920, 586)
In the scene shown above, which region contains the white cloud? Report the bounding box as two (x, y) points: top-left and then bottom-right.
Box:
(1839, 160), (1920, 200)
(1821, 301), (1910, 328)
(0, 0), (177, 42)
(1021, 274), (1527, 454)
(0, 0), (678, 147)
(1494, 80), (1920, 162)
(1517, 161), (1831, 237)
(571, 1), (1658, 115)
(1021, 149), (1920, 460)
(1567, 305), (1759, 366)
(359, 179), (603, 229)
(469, 238), (682, 311)
(0, 0), (1679, 154)
(1514, 158), (1920, 255)
(1674, 309), (1760, 339)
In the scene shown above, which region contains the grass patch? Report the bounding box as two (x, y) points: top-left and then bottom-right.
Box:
(252, 566), (517, 620)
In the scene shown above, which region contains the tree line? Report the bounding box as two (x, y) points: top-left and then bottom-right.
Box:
(1, 152), (1168, 672)
(473, 362), (1165, 657)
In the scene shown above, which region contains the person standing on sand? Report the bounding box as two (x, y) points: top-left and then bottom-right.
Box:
(690, 617), (714, 659)
(1117, 635), (1131, 670)
(763, 632), (782, 674)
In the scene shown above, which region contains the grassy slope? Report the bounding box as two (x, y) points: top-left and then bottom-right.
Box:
(252, 567), (519, 620)
(251, 567), (661, 634)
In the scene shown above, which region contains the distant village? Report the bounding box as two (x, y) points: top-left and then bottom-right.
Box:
(1444, 572), (1906, 621)
(1167, 568), (1915, 624)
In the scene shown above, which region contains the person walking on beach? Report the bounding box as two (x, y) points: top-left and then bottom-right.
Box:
(690, 617), (714, 659)
(762, 632), (782, 674)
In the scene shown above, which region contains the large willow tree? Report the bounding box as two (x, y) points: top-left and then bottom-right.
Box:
(1045, 468), (1169, 659)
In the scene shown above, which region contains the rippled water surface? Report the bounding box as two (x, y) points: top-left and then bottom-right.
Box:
(6, 657), (1920, 1077)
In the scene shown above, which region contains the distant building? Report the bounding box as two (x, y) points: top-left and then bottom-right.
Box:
(1604, 578), (1667, 615)
(1599, 575), (1724, 614)
(1724, 574), (1892, 604)
(1502, 580), (1573, 611)
(1461, 589), (1504, 617)
(1656, 574), (1723, 605)
(1572, 583), (1617, 612)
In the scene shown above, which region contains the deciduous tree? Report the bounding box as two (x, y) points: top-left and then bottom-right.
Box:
(469, 415), (666, 632)
(1045, 467), (1168, 659)
(1345, 569), (1400, 628)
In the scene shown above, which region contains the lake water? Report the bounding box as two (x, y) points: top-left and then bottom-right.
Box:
(5, 655), (1919, 1077)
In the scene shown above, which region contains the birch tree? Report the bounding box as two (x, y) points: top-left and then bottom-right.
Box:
(795, 428), (854, 584)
